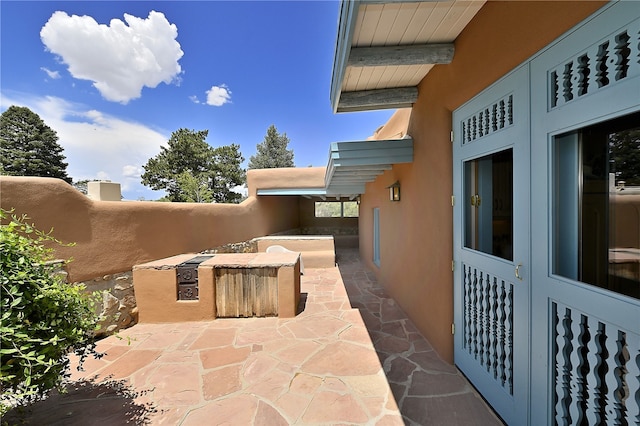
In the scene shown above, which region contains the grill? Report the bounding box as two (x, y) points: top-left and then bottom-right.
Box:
(176, 255), (214, 300)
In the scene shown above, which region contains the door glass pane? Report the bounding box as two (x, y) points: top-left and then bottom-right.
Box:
(553, 111), (639, 299)
(464, 149), (513, 261)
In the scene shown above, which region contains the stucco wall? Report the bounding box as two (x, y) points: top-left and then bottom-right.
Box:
(1, 176), (300, 282)
(358, 1), (606, 363)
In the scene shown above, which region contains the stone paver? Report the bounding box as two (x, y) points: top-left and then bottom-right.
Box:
(5, 248), (503, 425)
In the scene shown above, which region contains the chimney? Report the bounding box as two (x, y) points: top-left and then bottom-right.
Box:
(87, 181), (121, 201)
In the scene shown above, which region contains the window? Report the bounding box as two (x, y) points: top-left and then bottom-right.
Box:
(553, 111), (639, 299)
(463, 149), (514, 261)
(314, 201), (359, 218)
(373, 207), (380, 267)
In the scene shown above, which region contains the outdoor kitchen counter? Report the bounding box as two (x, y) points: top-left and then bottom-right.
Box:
(201, 251), (301, 268)
(133, 252), (301, 323)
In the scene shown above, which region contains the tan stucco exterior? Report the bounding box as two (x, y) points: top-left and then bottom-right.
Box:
(357, 1), (607, 363)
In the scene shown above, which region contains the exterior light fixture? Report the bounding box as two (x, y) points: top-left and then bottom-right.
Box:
(388, 181), (401, 202)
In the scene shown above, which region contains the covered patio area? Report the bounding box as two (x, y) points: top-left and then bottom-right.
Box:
(6, 249), (502, 425)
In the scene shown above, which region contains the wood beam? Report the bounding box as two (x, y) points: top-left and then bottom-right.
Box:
(347, 43), (454, 68)
(337, 87), (417, 112)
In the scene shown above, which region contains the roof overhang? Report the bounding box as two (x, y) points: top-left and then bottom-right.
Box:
(256, 137), (413, 198)
(331, 0), (486, 113)
(325, 137), (413, 194)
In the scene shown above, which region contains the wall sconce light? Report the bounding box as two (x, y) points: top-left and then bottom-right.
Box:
(387, 181), (401, 202)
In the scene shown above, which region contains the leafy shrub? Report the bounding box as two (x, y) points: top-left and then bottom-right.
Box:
(0, 210), (99, 413)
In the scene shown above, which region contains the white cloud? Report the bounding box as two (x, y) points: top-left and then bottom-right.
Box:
(96, 171), (111, 181)
(189, 95), (200, 104)
(40, 10), (183, 104)
(206, 84), (231, 106)
(1, 92), (167, 199)
(122, 165), (143, 178)
(41, 67), (61, 79)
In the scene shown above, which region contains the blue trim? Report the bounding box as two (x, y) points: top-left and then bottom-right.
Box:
(256, 188), (327, 196)
(373, 207), (380, 267)
(330, 0), (361, 113)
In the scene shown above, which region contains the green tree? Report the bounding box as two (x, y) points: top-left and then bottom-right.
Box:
(1, 210), (98, 412)
(248, 124), (294, 169)
(140, 128), (245, 203)
(176, 171), (213, 203)
(0, 106), (72, 184)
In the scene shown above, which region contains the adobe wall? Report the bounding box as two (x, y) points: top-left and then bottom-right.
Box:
(0, 176), (300, 282)
(358, 1), (606, 363)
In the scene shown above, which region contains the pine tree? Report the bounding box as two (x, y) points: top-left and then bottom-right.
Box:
(248, 124), (294, 169)
(0, 105), (71, 183)
(141, 128), (246, 203)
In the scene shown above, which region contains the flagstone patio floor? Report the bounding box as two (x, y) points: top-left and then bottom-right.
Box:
(7, 248), (503, 425)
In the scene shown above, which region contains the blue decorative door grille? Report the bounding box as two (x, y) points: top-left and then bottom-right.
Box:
(551, 301), (640, 425)
(462, 264), (514, 395)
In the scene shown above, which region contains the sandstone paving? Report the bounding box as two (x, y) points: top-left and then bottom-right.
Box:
(6, 248), (502, 425)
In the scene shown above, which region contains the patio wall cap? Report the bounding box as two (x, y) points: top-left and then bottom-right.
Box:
(199, 252), (300, 268)
(247, 167), (326, 196)
(253, 235), (334, 241)
(133, 253), (199, 270)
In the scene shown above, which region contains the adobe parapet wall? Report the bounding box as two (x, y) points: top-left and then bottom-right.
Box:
(247, 167), (326, 196)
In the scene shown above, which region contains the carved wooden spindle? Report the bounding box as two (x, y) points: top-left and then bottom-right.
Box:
(577, 54), (590, 96)
(462, 121), (467, 144)
(596, 41), (610, 88)
(497, 281), (506, 386)
(569, 313), (589, 425)
(487, 276), (497, 375)
(614, 31), (630, 81)
(465, 265), (473, 350)
(563, 61), (574, 102)
(472, 267), (479, 358)
(478, 272), (486, 366)
(498, 100), (506, 129)
(504, 283), (513, 394)
(555, 306), (573, 425)
(550, 71), (559, 108)
(623, 331), (640, 426)
(492, 104), (498, 132)
(603, 329), (626, 425)
(484, 108), (490, 136)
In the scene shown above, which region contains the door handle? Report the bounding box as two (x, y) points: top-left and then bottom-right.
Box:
(515, 263), (523, 281)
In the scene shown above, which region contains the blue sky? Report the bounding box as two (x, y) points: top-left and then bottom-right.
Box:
(1, 1), (394, 200)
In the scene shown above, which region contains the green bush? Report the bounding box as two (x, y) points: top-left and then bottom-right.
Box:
(0, 210), (99, 412)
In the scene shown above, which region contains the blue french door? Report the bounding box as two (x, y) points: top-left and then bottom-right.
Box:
(453, 65), (530, 425)
(453, 3), (640, 425)
(529, 4), (640, 424)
